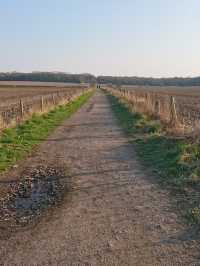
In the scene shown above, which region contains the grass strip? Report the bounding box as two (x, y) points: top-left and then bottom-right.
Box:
(108, 93), (200, 225)
(0, 90), (94, 172)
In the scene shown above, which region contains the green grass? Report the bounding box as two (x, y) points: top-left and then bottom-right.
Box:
(0, 90), (93, 172)
(108, 93), (200, 225)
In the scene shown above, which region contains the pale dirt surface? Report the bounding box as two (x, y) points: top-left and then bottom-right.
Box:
(0, 91), (199, 266)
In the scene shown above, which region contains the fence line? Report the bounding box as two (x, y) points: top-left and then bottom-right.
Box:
(106, 86), (200, 135)
(0, 86), (90, 131)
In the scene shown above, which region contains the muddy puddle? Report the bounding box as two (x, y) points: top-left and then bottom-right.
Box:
(0, 166), (70, 229)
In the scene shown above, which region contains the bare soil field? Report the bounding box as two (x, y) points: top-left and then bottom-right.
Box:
(0, 82), (87, 106)
(0, 91), (199, 265)
(0, 81), (85, 87)
(123, 85), (200, 96)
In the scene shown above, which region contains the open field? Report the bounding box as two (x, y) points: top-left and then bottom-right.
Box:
(122, 85), (200, 96)
(0, 81), (86, 86)
(0, 82), (88, 106)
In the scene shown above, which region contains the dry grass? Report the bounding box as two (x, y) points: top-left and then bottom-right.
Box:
(0, 85), (91, 131)
(109, 86), (200, 136)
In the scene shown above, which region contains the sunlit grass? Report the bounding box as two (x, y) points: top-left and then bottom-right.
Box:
(0, 91), (93, 172)
(108, 94), (200, 225)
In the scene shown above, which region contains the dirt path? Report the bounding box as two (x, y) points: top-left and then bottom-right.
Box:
(0, 91), (199, 266)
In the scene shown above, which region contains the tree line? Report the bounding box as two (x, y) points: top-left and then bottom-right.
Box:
(97, 76), (200, 86)
(1, 72), (200, 86)
(0, 72), (96, 84)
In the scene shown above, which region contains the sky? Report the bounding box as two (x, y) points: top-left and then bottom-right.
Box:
(0, 0), (200, 77)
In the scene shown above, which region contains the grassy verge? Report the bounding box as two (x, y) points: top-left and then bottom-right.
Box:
(108, 93), (200, 225)
(0, 90), (94, 172)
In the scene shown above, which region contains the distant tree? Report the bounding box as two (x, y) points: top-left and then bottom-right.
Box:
(0, 72), (96, 84)
(96, 75), (200, 86)
(1, 72), (200, 87)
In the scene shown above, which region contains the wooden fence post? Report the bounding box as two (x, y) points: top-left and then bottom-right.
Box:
(19, 99), (24, 117)
(146, 93), (150, 112)
(170, 96), (178, 125)
(155, 100), (160, 117)
(52, 94), (55, 105)
(41, 96), (44, 112)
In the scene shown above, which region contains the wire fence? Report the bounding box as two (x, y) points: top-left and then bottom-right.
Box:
(0, 86), (90, 130)
(107, 86), (200, 135)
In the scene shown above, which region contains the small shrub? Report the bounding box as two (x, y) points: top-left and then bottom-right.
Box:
(188, 207), (200, 224)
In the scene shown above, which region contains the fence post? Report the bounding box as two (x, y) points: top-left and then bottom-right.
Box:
(170, 96), (178, 125)
(52, 94), (55, 105)
(41, 96), (44, 112)
(155, 100), (160, 117)
(19, 99), (24, 117)
(146, 93), (150, 112)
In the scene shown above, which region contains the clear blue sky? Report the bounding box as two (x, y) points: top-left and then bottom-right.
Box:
(0, 0), (200, 77)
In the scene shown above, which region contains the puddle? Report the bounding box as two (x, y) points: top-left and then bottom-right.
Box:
(0, 166), (69, 227)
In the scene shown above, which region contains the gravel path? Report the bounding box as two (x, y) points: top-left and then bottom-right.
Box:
(0, 91), (199, 266)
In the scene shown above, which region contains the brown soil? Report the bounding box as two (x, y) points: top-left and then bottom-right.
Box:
(0, 91), (199, 265)
(122, 85), (200, 97)
(0, 84), (85, 106)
